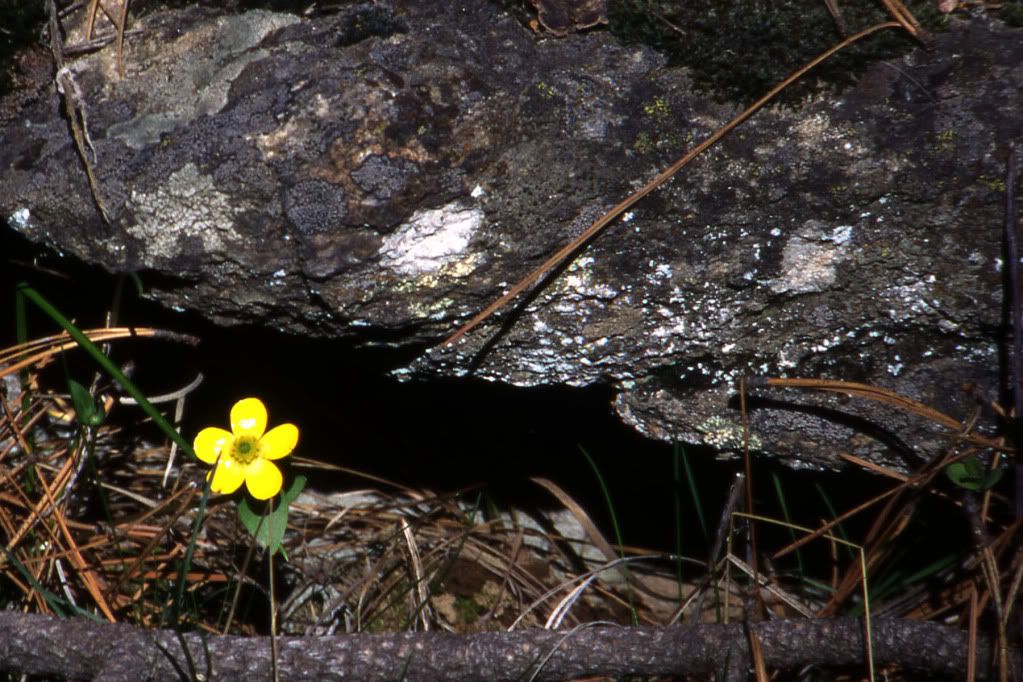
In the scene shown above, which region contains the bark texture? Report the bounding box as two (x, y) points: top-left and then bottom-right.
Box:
(0, 611), (1013, 681)
(1, 2), (1022, 470)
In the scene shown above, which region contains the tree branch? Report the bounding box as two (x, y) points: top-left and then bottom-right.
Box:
(0, 612), (1014, 681)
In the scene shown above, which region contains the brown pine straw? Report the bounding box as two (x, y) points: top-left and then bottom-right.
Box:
(749, 627), (768, 682)
(84, 0), (131, 76)
(105, 485), (199, 600)
(0, 327), (199, 380)
(752, 374), (1017, 671)
(4, 447), (75, 550)
(1, 327), (198, 623)
(756, 376), (1009, 560)
(30, 461), (116, 621)
(753, 377), (1010, 451)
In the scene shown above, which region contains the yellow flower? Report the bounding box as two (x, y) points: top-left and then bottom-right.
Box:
(193, 398), (298, 500)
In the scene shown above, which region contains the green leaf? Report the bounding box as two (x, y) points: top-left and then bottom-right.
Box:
(946, 460), (982, 491)
(279, 473), (307, 506)
(67, 379), (104, 427)
(946, 458), (1002, 492)
(237, 475), (307, 556)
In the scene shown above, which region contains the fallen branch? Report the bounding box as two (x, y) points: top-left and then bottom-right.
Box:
(0, 611), (1014, 681)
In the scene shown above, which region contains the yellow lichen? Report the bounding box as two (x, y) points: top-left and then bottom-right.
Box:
(643, 96), (670, 121)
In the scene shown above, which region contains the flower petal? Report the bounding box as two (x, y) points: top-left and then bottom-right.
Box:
(231, 398), (267, 439)
(209, 458), (245, 495)
(244, 459), (283, 500)
(193, 428), (233, 464)
(259, 424), (298, 460)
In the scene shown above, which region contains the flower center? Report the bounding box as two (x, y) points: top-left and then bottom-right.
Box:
(232, 436), (259, 465)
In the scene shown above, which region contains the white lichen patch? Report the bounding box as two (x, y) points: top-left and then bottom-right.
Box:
(771, 220), (852, 294)
(555, 256), (619, 300)
(8, 207), (31, 230)
(126, 163), (244, 262)
(380, 204), (483, 276)
(786, 112), (831, 150)
(878, 281), (938, 323)
(696, 415), (762, 451)
(252, 117), (305, 159)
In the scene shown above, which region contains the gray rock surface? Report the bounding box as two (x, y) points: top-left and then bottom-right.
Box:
(2, 2), (1021, 471)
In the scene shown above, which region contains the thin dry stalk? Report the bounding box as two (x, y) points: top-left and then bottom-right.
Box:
(84, 0), (131, 75)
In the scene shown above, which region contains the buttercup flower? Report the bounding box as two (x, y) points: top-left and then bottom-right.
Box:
(193, 398), (298, 500)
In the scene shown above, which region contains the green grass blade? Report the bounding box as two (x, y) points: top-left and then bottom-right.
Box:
(898, 552), (959, 587)
(166, 481), (213, 629)
(16, 282), (196, 460)
(672, 444), (685, 587)
(578, 446), (626, 556)
(814, 482), (857, 562)
(578, 444), (637, 625)
(771, 471), (804, 577)
(2, 548), (102, 621)
(679, 445), (708, 546)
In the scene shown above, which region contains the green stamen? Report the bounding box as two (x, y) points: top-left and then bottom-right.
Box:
(234, 438), (258, 464)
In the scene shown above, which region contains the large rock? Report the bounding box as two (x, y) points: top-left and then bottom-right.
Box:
(2, 2), (1021, 471)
